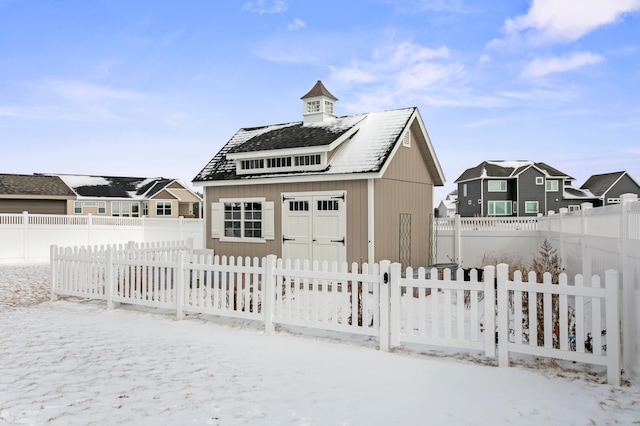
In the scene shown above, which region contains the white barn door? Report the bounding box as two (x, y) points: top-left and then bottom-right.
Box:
(281, 191), (346, 265)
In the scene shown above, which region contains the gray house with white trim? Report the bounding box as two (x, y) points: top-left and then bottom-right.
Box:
(581, 171), (640, 206)
(455, 160), (598, 217)
(193, 81), (445, 266)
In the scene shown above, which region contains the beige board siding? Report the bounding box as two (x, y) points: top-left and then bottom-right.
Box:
(205, 180), (369, 263)
(374, 178), (433, 266)
(382, 126), (435, 185)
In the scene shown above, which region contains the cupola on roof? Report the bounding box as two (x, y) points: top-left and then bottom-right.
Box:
(301, 80), (338, 125)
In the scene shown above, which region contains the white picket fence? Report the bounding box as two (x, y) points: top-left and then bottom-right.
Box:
(50, 242), (621, 385)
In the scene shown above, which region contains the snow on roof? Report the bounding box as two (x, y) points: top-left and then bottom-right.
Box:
(486, 160), (534, 169)
(194, 107), (417, 181)
(56, 174), (110, 189)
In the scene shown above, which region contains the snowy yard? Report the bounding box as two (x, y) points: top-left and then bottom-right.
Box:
(1, 264), (640, 425)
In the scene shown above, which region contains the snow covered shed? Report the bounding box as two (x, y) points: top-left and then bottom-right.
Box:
(193, 81), (445, 266)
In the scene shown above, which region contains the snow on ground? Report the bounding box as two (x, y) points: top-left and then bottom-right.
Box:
(1, 264), (640, 425)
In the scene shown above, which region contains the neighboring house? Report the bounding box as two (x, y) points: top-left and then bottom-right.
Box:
(47, 174), (202, 218)
(193, 80), (445, 266)
(0, 173), (76, 214)
(436, 190), (457, 218)
(455, 160), (598, 217)
(581, 171), (640, 206)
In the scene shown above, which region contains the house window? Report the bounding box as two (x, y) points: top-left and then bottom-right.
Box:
(73, 201), (82, 214)
(487, 180), (507, 192)
(546, 180), (558, 192)
(131, 202), (140, 217)
(98, 201), (106, 214)
(307, 100), (320, 113)
(324, 100), (334, 114)
(121, 202), (130, 216)
(111, 201), (120, 217)
(83, 201), (97, 207)
(224, 202), (262, 239)
(524, 201), (539, 214)
(142, 201), (148, 216)
(488, 200), (513, 216)
(462, 184), (467, 197)
(156, 201), (172, 216)
(568, 205), (581, 212)
(607, 198), (620, 204)
(535, 177), (544, 185)
(402, 132), (411, 148)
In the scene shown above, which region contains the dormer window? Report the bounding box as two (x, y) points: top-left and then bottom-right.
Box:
(307, 100), (320, 113)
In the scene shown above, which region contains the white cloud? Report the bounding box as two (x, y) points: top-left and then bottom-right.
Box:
(521, 51), (604, 78)
(288, 18), (306, 31)
(503, 0), (640, 44)
(242, 0), (287, 14)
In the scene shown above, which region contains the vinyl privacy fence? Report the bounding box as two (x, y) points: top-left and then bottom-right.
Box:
(50, 242), (621, 385)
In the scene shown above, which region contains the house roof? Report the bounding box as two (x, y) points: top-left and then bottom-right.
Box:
(46, 174), (193, 200)
(300, 80), (338, 101)
(580, 171), (636, 197)
(455, 160), (573, 183)
(563, 186), (597, 200)
(0, 174), (76, 197)
(193, 107), (445, 185)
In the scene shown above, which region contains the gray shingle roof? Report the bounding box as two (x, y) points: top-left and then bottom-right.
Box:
(194, 107), (421, 182)
(0, 174), (75, 197)
(455, 160), (572, 183)
(580, 171), (626, 197)
(50, 175), (176, 199)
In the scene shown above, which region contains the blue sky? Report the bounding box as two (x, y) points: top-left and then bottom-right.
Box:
(1, 0), (639, 201)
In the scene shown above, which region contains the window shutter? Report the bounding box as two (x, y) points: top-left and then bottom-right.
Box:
(211, 202), (223, 238)
(263, 201), (275, 240)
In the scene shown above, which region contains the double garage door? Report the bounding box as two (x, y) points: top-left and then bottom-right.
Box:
(281, 191), (346, 265)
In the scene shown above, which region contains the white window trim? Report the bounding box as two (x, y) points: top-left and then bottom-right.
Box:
(212, 198), (274, 242)
(487, 180), (507, 192)
(462, 183), (467, 197)
(524, 201), (539, 214)
(156, 201), (173, 216)
(487, 200), (513, 216)
(546, 180), (559, 192)
(73, 201), (82, 214)
(98, 201), (106, 215)
(568, 205), (581, 212)
(607, 198), (621, 204)
(535, 177), (544, 185)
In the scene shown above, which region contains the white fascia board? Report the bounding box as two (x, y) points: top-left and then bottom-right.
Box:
(377, 109), (446, 186)
(194, 171), (382, 188)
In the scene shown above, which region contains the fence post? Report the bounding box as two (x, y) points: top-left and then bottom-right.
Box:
(106, 245), (115, 309)
(483, 265), (496, 358)
(87, 213), (93, 246)
(389, 262), (402, 348)
(619, 194), (637, 377)
(50, 245), (58, 301)
(605, 269), (621, 385)
(22, 211), (29, 262)
(379, 260), (392, 351)
(580, 203), (593, 280)
(179, 216), (184, 241)
(176, 252), (185, 320)
(454, 214), (461, 264)
(558, 208), (568, 272)
(497, 263), (510, 367)
(263, 255), (277, 334)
